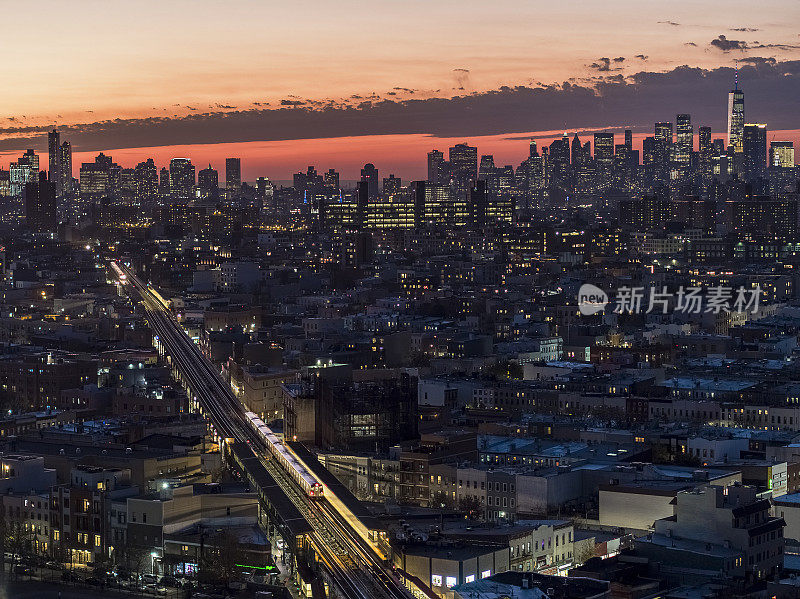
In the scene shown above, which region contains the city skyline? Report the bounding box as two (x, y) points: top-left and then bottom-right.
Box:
(2, 0), (800, 178)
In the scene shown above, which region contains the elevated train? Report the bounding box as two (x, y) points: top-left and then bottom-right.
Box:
(244, 411), (323, 498)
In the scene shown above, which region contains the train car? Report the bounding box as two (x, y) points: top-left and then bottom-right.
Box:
(244, 412), (323, 498)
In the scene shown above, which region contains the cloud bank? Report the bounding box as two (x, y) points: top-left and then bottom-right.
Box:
(2, 60), (800, 155)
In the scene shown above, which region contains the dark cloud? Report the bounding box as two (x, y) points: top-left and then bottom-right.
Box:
(731, 27), (759, 32)
(215, 104), (236, 110)
(684, 42), (697, 47)
(740, 56), (777, 65)
(2, 60), (800, 155)
(589, 58), (612, 71)
(635, 54), (648, 60)
(751, 42), (800, 50)
(590, 58), (624, 72)
(658, 20), (681, 26)
(710, 35), (748, 51)
(280, 99), (305, 106)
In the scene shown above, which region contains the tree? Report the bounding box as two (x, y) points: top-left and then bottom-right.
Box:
(573, 539), (597, 565)
(458, 495), (484, 521)
(116, 539), (149, 583)
(199, 529), (247, 587)
(430, 491), (451, 510)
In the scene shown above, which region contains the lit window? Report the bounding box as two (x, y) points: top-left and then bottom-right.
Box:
(431, 575), (442, 586)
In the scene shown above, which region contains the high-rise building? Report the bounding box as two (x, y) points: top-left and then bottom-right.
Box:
(448, 143), (478, 197)
(58, 142), (72, 196)
(360, 163), (379, 199)
(770, 142), (795, 168)
(79, 153), (119, 200)
(134, 159), (158, 206)
(727, 80), (745, 152)
(624, 129), (633, 150)
(256, 177), (274, 204)
(593, 133), (614, 162)
(654, 122), (672, 145)
(10, 150), (40, 196)
(25, 172), (57, 233)
(158, 167), (171, 199)
(324, 169), (340, 190)
(698, 126), (713, 182)
(383, 174), (401, 195)
(198, 165), (219, 199)
(742, 123), (767, 180)
(48, 130), (62, 197)
(571, 134), (585, 165)
(411, 181), (467, 228)
(169, 158), (196, 199)
(427, 150), (448, 185)
(478, 155), (496, 180)
(225, 158), (241, 191)
(675, 114), (692, 166)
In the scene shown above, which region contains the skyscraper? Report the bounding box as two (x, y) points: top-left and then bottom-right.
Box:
(770, 142), (795, 168)
(698, 126), (713, 182)
(382, 174), (401, 195)
(225, 158), (241, 191)
(654, 122), (673, 145)
(58, 141), (72, 196)
(675, 114), (692, 166)
(427, 150), (448, 185)
(360, 163), (379, 199)
(169, 158), (196, 199)
(727, 77), (745, 152)
(593, 133), (614, 162)
(48, 130), (62, 197)
(742, 123), (767, 180)
(324, 169), (340, 190)
(478, 155), (496, 180)
(198, 165), (219, 199)
(25, 171), (57, 233)
(134, 158), (158, 206)
(158, 167), (171, 199)
(448, 143), (478, 198)
(624, 129), (633, 151)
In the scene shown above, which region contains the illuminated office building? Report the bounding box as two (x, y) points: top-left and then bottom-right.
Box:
(727, 83), (745, 152)
(770, 142), (795, 168)
(169, 158), (196, 199)
(225, 158), (241, 191)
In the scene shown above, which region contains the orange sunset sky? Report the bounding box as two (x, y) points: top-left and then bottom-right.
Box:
(3, 0), (800, 180)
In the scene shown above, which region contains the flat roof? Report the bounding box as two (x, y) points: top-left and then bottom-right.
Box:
(231, 445), (312, 538)
(288, 441), (380, 531)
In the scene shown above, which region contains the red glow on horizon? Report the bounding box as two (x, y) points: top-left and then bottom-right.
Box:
(3, 129), (800, 182)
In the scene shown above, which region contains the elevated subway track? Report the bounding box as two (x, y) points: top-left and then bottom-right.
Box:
(110, 261), (414, 599)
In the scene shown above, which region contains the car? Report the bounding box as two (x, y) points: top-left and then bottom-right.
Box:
(142, 573), (158, 584)
(159, 575), (179, 587)
(144, 583), (168, 595)
(62, 570), (81, 582)
(45, 560), (64, 570)
(15, 566), (33, 577)
(86, 576), (102, 586)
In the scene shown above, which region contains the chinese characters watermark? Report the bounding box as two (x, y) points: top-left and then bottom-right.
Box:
(578, 283), (761, 316)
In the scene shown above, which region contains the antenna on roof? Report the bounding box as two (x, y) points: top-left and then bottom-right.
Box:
(734, 61), (739, 91)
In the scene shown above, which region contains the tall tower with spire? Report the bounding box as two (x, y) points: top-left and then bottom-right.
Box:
(727, 65), (745, 152)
